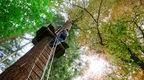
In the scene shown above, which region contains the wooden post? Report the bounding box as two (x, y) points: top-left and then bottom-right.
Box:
(0, 20), (72, 80)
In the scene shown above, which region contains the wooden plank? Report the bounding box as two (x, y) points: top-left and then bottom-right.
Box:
(45, 46), (51, 56)
(30, 65), (42, 79)
(42, 50), (49, 59)
(39, 56), (46, 65)
(35, 62), (43, 72)
(29, 71), (39, 80)
(40, 53), (48, 63)
(28, 76), (33, 80)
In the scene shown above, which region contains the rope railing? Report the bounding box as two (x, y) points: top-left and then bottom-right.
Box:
(26, 43), (48, 80)
(26, 27), (65, 80)
(40, 37), (58, 80)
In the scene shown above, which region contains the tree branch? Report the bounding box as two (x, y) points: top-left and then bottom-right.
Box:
(96, 0), (104, 45)
(132, 9), (144, 39)
(121, 40), (144, 70)
(0, 42), (31, 63)
(71, 0), (104, 45)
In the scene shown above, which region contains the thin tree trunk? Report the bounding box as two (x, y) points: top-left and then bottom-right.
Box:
(121, 41), (144, 70)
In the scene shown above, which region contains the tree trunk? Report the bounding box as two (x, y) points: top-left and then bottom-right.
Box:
(0, 20), (72, 80)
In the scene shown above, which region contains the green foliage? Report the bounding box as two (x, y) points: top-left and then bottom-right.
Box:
(102, 22), (126, 60)
(99, 17), (144, 79)
(101, 20), (128, 59)
(0, 0), (81, 79)
(0, 0), (59, 41)
(1, 0), (144, 79)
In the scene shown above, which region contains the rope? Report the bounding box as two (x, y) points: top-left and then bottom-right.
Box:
(46, 38), (59, 80)
(40, 37), (58, 80)
(40, 27), (65, 80)
(26, 26), (65, 80)
(26, 39), (50, 80)
(26, 27), (58, 80)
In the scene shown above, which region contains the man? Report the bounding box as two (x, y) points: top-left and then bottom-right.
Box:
(54, 19), (72, 46)
(56, 29), (69, 44)
(50, 29), (69, 47)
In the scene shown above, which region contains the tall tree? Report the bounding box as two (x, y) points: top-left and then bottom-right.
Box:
(0, 0), (62, 43)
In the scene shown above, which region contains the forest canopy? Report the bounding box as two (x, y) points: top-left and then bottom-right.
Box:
(0, 0), (144, 80)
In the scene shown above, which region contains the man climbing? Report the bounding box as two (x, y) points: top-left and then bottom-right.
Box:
(56, 29), (69, 45)
(50, 28), (69, 47)
(49, 20), (72, 58)
(50, 19), (72, 47)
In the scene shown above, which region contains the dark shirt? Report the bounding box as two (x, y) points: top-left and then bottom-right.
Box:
(49, 29), (68, 47)
(57, 30), (68, 42)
